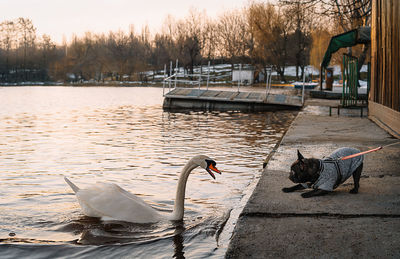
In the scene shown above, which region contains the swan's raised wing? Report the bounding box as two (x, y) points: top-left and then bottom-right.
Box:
(75, 183), (164, 223)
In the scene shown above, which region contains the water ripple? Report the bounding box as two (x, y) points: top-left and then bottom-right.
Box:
(0, 86), (296, 258)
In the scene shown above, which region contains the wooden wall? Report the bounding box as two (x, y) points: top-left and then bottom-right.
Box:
(369, 0), (400, 137)
(370, 0), (399, 110)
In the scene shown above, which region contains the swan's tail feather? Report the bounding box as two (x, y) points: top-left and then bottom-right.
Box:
(64, 177), (80, 193)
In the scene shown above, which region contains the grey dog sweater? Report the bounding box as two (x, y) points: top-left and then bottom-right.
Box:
(310, 147), (364, 191)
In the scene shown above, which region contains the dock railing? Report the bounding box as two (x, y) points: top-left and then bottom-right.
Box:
(301, 67), (307, 105)
(163, 62), (305, 107)
(162, 62), (257, 97)
(163, 60), (212, 97)
(265, 66), (272, 98)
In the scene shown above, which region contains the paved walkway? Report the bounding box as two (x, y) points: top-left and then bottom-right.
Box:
(226, 100), (400, 258)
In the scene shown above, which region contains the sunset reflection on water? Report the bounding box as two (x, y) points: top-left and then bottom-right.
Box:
(0, 86), (295, 258)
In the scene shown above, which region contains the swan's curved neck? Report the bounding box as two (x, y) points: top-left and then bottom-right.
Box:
(169, 160), (198, 221)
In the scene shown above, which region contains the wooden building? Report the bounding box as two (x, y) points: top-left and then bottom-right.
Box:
(369, 0), (400, 137)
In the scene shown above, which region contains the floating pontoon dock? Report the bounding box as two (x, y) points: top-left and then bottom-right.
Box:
(163, 88), (303, 111)
(161, 60), (304, 111)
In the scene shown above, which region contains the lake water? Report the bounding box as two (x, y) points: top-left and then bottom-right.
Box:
(0, 86), (296, 258)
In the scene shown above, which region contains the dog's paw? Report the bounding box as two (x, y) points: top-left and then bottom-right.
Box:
(349, 188), (358, 194)
(301, 192), (312, 198)
(282, 187), (293, 193)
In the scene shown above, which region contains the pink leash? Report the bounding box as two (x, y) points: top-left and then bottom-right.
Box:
(340, 142), (400, 161)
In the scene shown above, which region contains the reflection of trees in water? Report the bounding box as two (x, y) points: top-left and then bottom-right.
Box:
(202, 111), (297, 147)
(162, 110), (297, 145)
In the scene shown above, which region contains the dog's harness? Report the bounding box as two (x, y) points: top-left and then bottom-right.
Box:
(320, 158), (343, 189)
(308, 147), (366, 191)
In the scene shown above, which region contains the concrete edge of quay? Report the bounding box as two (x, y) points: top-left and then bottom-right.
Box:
(225, 98), (400, 258)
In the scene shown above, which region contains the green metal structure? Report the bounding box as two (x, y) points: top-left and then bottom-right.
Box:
(320, 27), (371, 92)
(342, 54), (359, 107)
(321, 27), (370, 69)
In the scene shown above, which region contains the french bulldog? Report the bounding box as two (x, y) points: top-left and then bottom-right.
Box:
(282, 147), (364, 198)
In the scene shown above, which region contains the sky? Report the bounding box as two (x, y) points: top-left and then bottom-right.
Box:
(3, 0), (248, 44)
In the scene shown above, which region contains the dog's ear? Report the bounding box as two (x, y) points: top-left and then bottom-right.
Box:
(297, 150), (305, 161)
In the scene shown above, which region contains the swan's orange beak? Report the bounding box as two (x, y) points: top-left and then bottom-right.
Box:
(207, 164), (221, 180)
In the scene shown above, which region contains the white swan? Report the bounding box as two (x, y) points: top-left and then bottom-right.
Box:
(64, 155), (221, 223)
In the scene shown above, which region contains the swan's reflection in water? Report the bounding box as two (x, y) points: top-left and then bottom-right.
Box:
(67, 216), (200, 258)
(172, 222), (185, 259)
(73, 217), (173, 245)
(67, 214), (227, 258)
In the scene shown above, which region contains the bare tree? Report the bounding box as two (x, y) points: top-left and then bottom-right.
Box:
(38, 34), (57, 80)
(319, 0), (371, 77)
(175, 9), (206, 76)
(201, 18), (218, 61)
(216, 9), (250, 69)
(281, 0), (317, 79)
(17, 18), (36, 81)
(0, 20), (17, 81)
(152, 33), (174, 71)
(309, 28), (332, 69)
(248, 3), (292, 82)
(281, 0), (372, 74)
(280, 0), (371, 28)
(135, 25), (153, 81)
(106, 30), (130, 81)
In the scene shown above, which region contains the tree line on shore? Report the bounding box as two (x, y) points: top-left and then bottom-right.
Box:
(0, 0), (370, 84)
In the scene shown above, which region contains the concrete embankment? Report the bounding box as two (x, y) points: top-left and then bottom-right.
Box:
(226, 99), (400, 258)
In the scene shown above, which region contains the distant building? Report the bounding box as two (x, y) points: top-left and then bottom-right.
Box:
(369, 0), (400, 137)
(232, 70), (254, 85)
